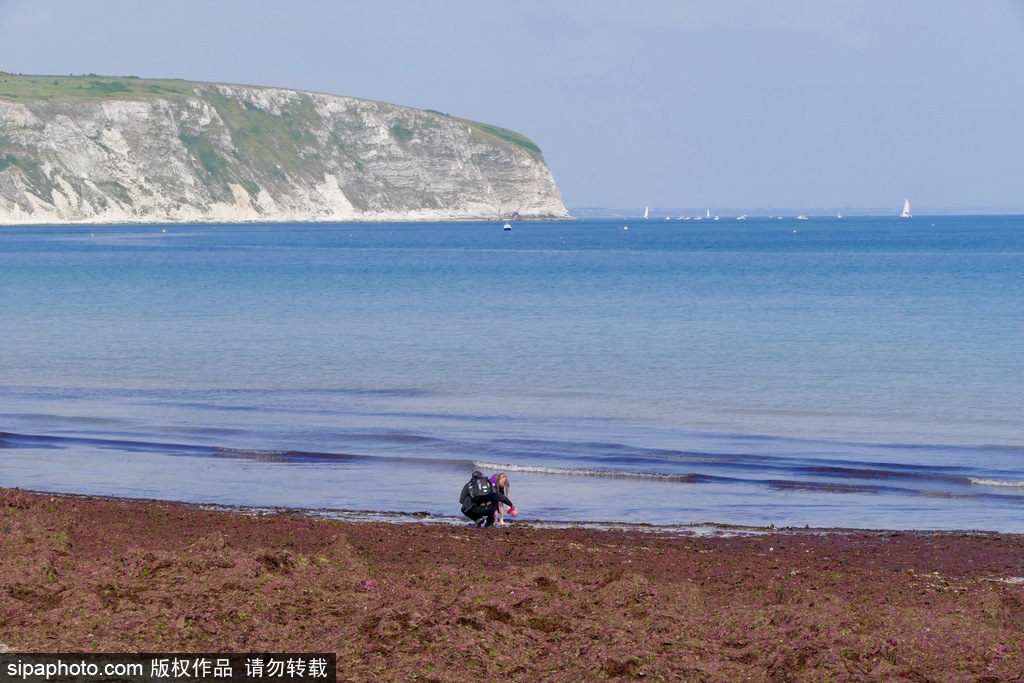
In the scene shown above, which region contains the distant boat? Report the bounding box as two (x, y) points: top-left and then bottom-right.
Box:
(900, 199), (912, 218)
(644, 206), (649, 219)
(503, 222), (512, 231)
(796, 215), (809, 220)
(737, 215), (748, 220)
(706, 209), (711, 219)
(837, 211), (843, 219)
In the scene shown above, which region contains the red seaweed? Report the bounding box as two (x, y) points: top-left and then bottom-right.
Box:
(2, 487), (1022, 681)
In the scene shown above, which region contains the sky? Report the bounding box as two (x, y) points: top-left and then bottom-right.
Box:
(1, 0), (1023, 213)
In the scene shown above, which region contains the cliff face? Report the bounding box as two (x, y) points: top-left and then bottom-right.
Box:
(0, 76), (570, 224)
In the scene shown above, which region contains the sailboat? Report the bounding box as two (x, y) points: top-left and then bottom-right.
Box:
(644, 206), (649, 220)
(900, 199), (912, 218)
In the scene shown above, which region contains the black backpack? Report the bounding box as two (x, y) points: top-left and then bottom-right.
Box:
(468, 475), (493, 502)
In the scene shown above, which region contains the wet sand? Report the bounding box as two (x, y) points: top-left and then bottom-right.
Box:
(1, 487), (1022, 681)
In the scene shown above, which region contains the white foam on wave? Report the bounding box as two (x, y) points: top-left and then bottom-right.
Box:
(473, 461), (693, 482)
(969, 478), (1024, 488)
(216, 447), (290, 456)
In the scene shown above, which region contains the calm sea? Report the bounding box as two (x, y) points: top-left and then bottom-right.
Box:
(1, 217), (1022, 532)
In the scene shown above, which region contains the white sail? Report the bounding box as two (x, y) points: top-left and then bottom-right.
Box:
(901, 199), (912, 218)
(644, 206), (649, 219)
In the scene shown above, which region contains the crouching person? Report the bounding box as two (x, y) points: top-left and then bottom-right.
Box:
(460, 470), (516, 527)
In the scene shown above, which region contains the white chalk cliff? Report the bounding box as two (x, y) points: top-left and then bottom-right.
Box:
(0, 76), (570, 224)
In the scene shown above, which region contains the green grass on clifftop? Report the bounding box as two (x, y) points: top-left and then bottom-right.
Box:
(0, 73), (198, 102)
(462, 120), (541, 153)
(428, 109), (541, 153)
(0, 73), (544, 154)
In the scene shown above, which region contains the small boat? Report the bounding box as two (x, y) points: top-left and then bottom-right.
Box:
(503, 223), (512, 231)
(644, 206), (649, 220)
(900, 199), (912, 218)
(837, 211), (843, 219)
(796, 215), (809, 220)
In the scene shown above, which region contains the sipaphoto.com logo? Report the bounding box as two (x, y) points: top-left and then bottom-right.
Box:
(6, 657), (141, 680)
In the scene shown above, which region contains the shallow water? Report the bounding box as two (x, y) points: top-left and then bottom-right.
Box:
(1, 217), (1022, 531)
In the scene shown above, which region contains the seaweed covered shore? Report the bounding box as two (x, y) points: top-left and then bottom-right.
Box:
(1, 487), (1022, 681)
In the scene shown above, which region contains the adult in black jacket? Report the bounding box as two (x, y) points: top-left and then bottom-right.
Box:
(460, 470), (515, 527)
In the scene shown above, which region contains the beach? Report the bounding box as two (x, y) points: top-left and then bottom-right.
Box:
(2, 487), (1022, 681)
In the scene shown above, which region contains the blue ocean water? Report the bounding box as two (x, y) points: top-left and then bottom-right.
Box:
(1, 216), (1022, 531)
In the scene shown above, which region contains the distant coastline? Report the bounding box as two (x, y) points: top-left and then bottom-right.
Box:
(570, 206), (1024, 219)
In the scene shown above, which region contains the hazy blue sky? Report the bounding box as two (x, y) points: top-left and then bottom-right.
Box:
(1, 1), (1022, 212)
